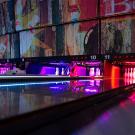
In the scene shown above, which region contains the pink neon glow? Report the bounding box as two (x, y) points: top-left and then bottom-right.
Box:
(85, 89), (97, 93)
(70, 65), (86, 76)
(129, 93), (135, 102)
(130, 68), (132, 78)
(85, 62), (101, 65)
(40, 67), (56, 75)
(96, 80), (100, 86)
(125, 62), (135, 64)
(89, 80), (94, 86)
(133, 68), (135, 78)
(100, 112), (110, 122)
(133, 78), (135, 83)
(0, 68), (10, 75)
(124, 67), (135, 84)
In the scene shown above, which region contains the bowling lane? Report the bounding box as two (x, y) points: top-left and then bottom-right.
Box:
(71, 91), (135, 135)
(28, 88), (135, 135)
(0, 78), (130, 121)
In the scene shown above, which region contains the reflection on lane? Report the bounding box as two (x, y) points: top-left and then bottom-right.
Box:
(0, 78), (128, 120)
(71, 91), (135, 135)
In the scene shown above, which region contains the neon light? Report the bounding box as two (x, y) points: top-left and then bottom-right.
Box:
(96, 80), (100, 86)
(0, 67), (10, 75)
(90, 80), (95, 86)
(0, 81), (70, 88)
(50, 87), (62, 89)
(40, 67), (56, 75)
(129, 92), (135, 102)
(130, 68), (132, 78)
(111, 66), (120, 88)
(133, 68), (135, 78)
(125, 62), (135, 64)
(85, 62), (101, 65)
(85, 89), (97, 93)
(71, 66), (86, 76)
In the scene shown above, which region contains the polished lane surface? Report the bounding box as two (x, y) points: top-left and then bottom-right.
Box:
(28, 89), (135, 135)
(0, 78), (128, 120)
(72, 92), (135, 135)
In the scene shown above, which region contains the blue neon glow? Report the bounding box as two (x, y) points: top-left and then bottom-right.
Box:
(0, 81), (70, 88)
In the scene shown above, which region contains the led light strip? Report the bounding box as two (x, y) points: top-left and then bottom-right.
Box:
(0, 75), (71, 79)
(0, 75), (103, 79)
(0, 80), (70, 88)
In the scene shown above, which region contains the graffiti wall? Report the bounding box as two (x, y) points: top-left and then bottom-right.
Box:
(61, 21), (98, 56)
(0, 0), (14, 35)
(10, 33), (20, 58)
(101, 15), (135, 54)
(0, 34), (20, 59)
(0, 35), (10, 58)
(52, 0), (97, 24)
(19, 21), (99, 58)
(15, 0), (97, 30)
(20, 28), (55, 57)
(101, 0), (135, 16)
(15, 0), (40, 30)
(0, 0), (135, 59)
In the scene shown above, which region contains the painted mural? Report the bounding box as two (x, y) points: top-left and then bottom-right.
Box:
(101, 0), (135, 16)
(15, 0), (97, 30)
(0, 0), (14, 35)
(15, 0), (40, 30)
(10, 33), (20, 58)
(101, 15), (135, 54)
(52, 0), (97, 24)
(62, 21), (98, 55)
(0, 35), (10, 58)
(0, 0), (135, 59)
(0, 33), (20, 59)
(20, 28), (55, 57)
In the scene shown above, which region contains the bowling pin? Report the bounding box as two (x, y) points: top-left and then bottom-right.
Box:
(61, 68), (64, 75)
(124, 68), (127, 78)
(89, 67), (94, 76)
(128, 68), (130, 79)
(67, 68), (70, 75)
(133, 68), (135, 78)
(96, 68), (100, 76)
(133, 77), (135, 83)
(55, 67), (59, 76)
(130, 68), (133, 78)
